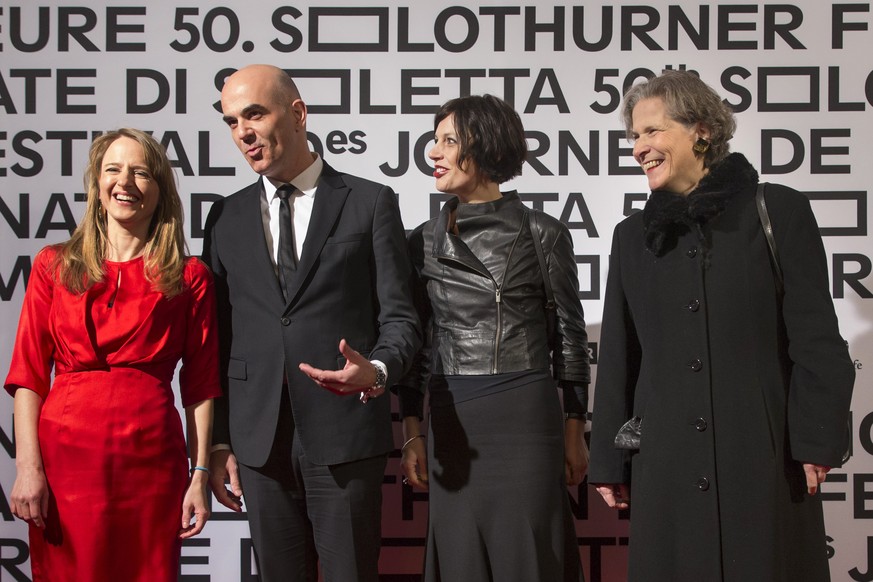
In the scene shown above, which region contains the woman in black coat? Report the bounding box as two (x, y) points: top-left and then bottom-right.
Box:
(588, 70), (855, 581)
(397, 94), (589, 581)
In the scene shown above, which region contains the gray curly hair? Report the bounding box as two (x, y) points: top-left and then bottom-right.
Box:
(621, 70), (736, 167)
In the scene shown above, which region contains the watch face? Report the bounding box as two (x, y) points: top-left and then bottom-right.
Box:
(374, 365), (387, 388)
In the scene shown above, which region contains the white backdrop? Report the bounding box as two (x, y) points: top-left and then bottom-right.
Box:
(0, 1), (871, 580)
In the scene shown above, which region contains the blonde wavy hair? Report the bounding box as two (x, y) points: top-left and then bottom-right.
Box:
(53, 128), (187, 297)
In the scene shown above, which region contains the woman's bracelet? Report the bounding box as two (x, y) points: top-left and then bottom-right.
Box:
(190, 465), (210, 476)
(401, 434), (425, 452)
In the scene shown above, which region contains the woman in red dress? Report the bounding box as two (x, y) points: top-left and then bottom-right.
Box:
(5, 128), (222, 581)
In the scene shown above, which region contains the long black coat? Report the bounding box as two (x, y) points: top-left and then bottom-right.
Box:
(588, 154), (855, 581)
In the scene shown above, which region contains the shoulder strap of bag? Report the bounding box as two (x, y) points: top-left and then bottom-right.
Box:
(528, 210), (555, 310)
(755, 183), (784, 295)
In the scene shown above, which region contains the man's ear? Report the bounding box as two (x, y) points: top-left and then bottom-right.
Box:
(291, 99), (307, 130)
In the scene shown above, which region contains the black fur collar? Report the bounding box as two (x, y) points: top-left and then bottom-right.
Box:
(643, 152), (759, 256)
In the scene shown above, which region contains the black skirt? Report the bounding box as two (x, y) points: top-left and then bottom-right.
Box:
(424, 369), (583, 582)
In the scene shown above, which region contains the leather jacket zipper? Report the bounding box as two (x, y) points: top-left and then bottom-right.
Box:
(493, 286), (501, 372)
(491, 222), (525, 373)
(435, 214), (527, 374)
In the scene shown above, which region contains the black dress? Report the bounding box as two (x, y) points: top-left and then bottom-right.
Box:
(402, 193), (587, 582)
(426, 370), (580, 582)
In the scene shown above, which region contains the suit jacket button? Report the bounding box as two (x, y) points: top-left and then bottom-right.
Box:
(696, 477), (710, 491)
(685, 299), (700, 312)
(695, 418), (708, 431)
(280, 317), (291, 326)
(686, 247), (698, 258)
(688, 358), (703, 372)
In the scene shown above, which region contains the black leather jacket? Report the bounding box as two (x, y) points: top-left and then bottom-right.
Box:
(398, 192), (589, 416)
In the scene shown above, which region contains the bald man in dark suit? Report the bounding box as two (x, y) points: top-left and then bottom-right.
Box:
(203, 64), (420, 582)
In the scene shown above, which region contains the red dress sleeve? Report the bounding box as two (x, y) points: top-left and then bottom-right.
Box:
(177, 258), (222, 408)
(5, 247), (59, 399)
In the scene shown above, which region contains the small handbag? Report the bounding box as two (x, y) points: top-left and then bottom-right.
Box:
(614, 416), (642, 450)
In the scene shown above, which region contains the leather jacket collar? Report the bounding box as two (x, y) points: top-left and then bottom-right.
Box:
(432, 192), (522, 277)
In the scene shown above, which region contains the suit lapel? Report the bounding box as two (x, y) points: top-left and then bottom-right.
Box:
(240, 181), (285, 302)
(283, 165), (350, 306)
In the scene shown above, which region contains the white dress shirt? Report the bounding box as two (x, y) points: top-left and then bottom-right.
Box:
(261, 155), (388, 390)
(261, 153), (323, 270)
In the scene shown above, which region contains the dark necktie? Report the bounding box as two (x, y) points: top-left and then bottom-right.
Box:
(276, 184), (297, 301)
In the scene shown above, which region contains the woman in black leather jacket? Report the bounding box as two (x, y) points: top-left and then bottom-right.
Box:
(396, 94), (589, 582)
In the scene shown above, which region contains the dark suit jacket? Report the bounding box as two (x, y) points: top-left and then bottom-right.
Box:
(203, 162), (420, 467)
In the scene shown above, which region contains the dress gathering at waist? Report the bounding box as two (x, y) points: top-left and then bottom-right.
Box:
(428, 368), (552, 408)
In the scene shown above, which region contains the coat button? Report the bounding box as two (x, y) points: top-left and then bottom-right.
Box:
(280, 317), (291, 326)
(688, 359), (703, 372)
(695, 418), (708, 431)
(696, 477), (710, 491)
(686, 247), (698, 258)
(685, 299), (700, 312)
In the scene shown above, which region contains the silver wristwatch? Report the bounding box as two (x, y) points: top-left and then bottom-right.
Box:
(372, 362), (387, 390)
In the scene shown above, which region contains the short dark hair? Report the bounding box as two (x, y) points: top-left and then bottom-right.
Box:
(621, 70), (736, 167)
(433, 94), (527, 184)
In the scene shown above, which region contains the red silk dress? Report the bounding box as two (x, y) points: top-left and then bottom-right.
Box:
(4, 247), (222, 582)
